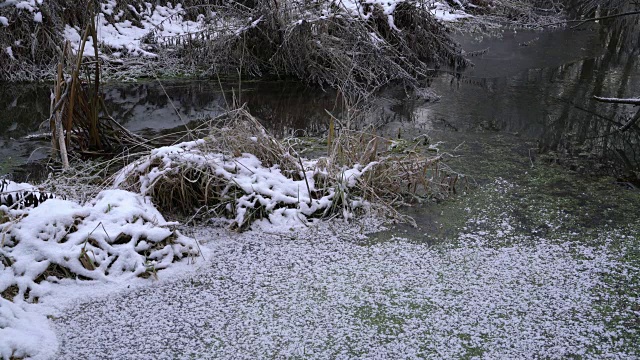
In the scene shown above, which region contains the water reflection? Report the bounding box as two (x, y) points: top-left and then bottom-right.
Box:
(102, 80), (341, 137)
(400, 18), (640, 179)
(0, 79), (344, 166)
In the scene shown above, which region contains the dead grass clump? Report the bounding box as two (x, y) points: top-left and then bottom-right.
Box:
(48, 22), (150, 167)
(326, 129), (459, 204)
(205, 108), (300, 172)
(114, 110), (293, 228)
(1, 284), (18, 302)
(117, 108), (461, 229)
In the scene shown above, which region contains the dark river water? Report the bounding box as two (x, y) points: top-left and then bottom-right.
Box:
(1, 20), (638, 179)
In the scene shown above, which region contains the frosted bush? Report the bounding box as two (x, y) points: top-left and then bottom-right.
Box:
(1, 189), (198, 303)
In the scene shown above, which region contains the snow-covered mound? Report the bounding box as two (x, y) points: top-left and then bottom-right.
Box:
(114, 139), (368, 229)
(1, 189), (198, 304)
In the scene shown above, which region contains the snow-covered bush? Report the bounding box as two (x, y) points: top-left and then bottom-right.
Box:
(0, 189), (198, 303)
(115, 109), (458, 229)
(0, 0), (87, 81)
(185, 0), (468, 95)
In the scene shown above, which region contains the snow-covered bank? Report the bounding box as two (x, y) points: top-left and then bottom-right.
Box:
(0, 0), (478, 82)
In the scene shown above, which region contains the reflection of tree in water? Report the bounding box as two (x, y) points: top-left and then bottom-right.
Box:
(0, 83), (50, 138)
(102, 81), (225, 124)
(539, 14), (640, 180)
(102, 80), (341, 137)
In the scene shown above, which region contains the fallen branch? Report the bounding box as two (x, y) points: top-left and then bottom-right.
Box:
(535, 10), (640, 28)
(593, 95), (640, 133)
(593, 96), (640, 106)
(618, 110), (640, 133)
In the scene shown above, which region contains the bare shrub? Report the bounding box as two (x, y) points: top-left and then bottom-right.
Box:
(160, 0), (467, 95)
(0, 0), (88, 81)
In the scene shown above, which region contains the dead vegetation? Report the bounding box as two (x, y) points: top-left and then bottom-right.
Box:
(116, 107), (461, 229)
(48, 19), (150, 168)
(0, 190), (198, 303)
(173, 0), (467, 95)
(0, 0), (87, 81)
(2, 0), (469, 94)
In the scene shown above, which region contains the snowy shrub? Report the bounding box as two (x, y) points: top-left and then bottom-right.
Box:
(0, 189), (198, 303)
(0, 0), (87, 81)
(114, 138), (347, 229)
(183, 0), (468, 95)
(115, 109), (459, 229)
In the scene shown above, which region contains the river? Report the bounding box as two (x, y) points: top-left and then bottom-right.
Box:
(0, 21), (638, 182)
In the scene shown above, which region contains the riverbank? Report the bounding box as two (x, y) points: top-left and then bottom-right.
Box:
(0, 0), (566, 83)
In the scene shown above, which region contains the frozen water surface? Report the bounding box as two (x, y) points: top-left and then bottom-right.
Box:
(50, 215), (636, 359)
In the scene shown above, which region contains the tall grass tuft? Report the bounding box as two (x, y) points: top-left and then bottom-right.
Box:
(115, 107), (462, 229)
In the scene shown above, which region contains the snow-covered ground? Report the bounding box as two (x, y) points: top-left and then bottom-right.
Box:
(0, 186), (198, 359)
(1, 178), (636, 359)
(49, 215), (637, 359)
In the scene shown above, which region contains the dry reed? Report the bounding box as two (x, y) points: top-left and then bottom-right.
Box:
(116, 107), (461, 229)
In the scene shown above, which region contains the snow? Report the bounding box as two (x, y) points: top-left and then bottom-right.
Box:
(0, 188), (199, 359)
(0, 179), (52, 207)
(4, 46), (14, 60)
(63, 2), (208, 58)
(1, 176), (638, 359)
(1, 0), (471, 64)
(0, 299), (57, 360)
(337, 0), (472, 26)
(14, 1), (35, 12)
(429, 1), (472, 22)
(50, 221), (638, 359)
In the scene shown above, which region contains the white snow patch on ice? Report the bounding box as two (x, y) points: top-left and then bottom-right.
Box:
(48, 223), (637, 359)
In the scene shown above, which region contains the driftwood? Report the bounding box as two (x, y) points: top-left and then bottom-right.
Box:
(593, 96), (640, 106)
(593, 95), (640, 132)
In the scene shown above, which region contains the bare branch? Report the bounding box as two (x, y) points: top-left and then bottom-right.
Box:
(593, 96), (640, 106)
(535, 10), (640, 28)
